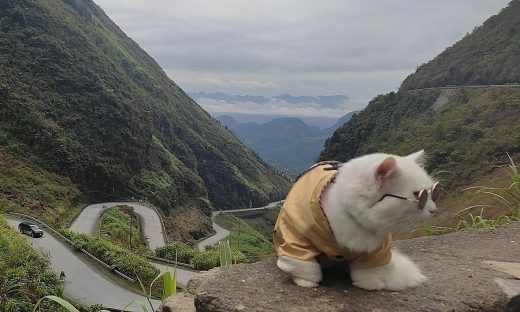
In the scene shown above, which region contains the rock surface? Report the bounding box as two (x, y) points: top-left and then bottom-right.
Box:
(162, 223), (520, 312)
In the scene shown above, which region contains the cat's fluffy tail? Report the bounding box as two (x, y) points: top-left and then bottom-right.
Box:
(351, 249), (427, 291)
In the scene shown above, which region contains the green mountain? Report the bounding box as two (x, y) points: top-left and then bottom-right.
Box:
(0, 0), (290, 227)
(401, 1), (520, 90)
(218, 112), (356, 174)
(320, 0), (520, 197)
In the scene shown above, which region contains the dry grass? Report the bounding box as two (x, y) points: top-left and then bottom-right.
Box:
(406, 156), (520, 238)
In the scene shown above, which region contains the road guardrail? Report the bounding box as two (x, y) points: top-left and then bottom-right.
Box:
(5, 212), (135, 283)
(145, 255), (196, 270)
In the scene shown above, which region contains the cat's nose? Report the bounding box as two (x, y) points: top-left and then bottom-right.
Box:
(424, 201), (438, 214)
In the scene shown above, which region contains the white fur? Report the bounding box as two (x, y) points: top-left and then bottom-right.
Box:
(281, 151), (437, 290)
(277, 256), (322, 287)
(322, 151), (437, 243)
(351, 249), (427, 290)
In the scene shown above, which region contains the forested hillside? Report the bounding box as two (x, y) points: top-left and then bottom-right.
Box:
(321, 87), (520, 191)
(0, 0), (290, 228)
(320, 0), (520, 202)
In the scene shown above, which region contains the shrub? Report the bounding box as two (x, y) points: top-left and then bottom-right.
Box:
(154, 242), (197, 264)
(192, 249), (220, 270)
(60, 230), (159, 283)
(100, 206), (147, 252)
(192, 246), (246, 270)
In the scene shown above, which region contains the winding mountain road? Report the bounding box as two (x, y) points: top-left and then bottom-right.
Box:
(196, 201), (281, 250)
(5, 215), (161, 310)
(71, 202), (165, 249)
(71, 202), (197, 288)
(196, 212), (231, 251)
(3, 200), (280, 309)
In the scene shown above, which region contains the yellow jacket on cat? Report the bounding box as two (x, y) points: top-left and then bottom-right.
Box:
(273, 162), (392, 270)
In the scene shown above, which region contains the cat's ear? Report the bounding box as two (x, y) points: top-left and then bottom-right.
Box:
(407, 150), (427, 167)
(376, 157), (396, 180)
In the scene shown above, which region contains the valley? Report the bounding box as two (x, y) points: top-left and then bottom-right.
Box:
(216, 113), (356, 174)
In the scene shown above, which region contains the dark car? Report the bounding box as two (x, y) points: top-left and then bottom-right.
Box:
(18, 222), (44, 237)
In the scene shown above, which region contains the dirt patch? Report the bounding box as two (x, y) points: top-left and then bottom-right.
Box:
(164, 206), (213, 244)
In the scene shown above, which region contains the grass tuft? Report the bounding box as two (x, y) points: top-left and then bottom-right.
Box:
(418, 154), (520, 235)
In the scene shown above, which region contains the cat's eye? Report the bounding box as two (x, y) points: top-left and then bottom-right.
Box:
(431, 182), (441, 201)
(417, 189), (428, 210)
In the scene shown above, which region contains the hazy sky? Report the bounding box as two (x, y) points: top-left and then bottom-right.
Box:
(94, 0), (510, 117)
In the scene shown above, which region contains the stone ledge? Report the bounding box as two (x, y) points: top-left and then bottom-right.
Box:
(162, 222), (520, 312)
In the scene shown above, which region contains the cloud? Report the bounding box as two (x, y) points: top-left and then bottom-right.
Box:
(95, 0), (511, 107)
(189, 92), (357, 118)
(195, 97), (352, 118)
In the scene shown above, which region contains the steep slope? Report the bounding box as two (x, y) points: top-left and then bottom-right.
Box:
(321, 88), (520, 188)
(219, 112), (356, 174)
(0, 0), (290, 225)
(401, 0), (520, 90)
(320, 1), (520, 203)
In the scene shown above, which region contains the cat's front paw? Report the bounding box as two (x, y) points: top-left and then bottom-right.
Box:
(351, 249), (427, 291)
(277, 256), (322, 287)
(293, 277), (319, 288)
(383, 266), (426, 291)
(352, 278), (385, 290)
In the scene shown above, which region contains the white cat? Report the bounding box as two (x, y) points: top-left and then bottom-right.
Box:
(274, 150), (438, 290)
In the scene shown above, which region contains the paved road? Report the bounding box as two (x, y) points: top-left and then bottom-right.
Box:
(196, 212), (231, 251)
(407, 83), (520, 92)
(70, 202), (197, 288)
(70, 202), (165, 249)
(196, 201), (281, 250)
(220, 201), (282, 214)
(4, 201), (279, 307)
(5, 215), (161, 310)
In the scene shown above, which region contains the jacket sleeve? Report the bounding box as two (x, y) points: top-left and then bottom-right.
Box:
(348, 234), (392, 270)
(273, 217), (321, 262)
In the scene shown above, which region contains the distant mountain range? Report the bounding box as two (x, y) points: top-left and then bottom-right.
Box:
(189, 91), (352, 128)
(217, 112), (357, 174)
(189, 91), (349, 107)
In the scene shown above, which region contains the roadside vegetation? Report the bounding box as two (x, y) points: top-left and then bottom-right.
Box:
(155, 241), (246, 270)
(32, 236), (237, 312)
(154, 210), (278, 269)
(0, 215), (65, 311)
(60, 230), (159, 286)
(100, 205), (148, 252)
